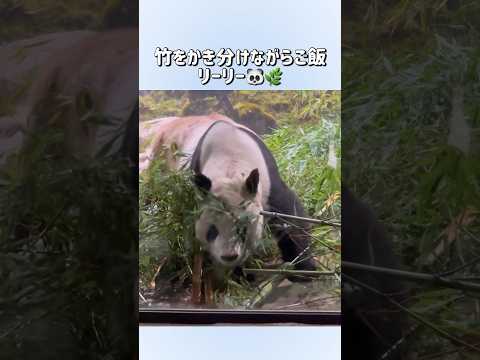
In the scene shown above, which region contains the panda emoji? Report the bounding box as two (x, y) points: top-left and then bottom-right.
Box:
(246, 69), (264, 85)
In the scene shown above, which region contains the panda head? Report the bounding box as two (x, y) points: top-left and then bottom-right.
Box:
(193, 169), (264, 267)
(246, 69), (264, 85)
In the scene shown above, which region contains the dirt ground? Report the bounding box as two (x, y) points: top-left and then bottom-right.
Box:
(141, 276), (340, 312)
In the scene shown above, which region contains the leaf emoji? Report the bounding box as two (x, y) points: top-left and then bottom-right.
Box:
(265, 67), (283, 86)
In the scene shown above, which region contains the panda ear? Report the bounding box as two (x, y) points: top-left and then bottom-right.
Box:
(245, 168), (259, 195)
(193, 173), (212, 192)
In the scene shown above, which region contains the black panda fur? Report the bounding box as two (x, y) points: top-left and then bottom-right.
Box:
(190, 120), (316, 272)
(342, 184), (405, 359)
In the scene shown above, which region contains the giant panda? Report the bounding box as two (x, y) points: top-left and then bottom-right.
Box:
(143, 114), (316, 272)
(342, 185), (406, 359)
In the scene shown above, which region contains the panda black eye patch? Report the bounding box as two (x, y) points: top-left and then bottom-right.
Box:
(206, 225), (218, 242)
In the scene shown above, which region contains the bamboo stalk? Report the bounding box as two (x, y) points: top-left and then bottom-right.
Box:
(191, 253), (203, 305)
(139, 292), (148, 304)
(343, 273), (480, 354)
(204, 269), (214, 306)
(342, 261), (480, 293)
(260, 210), (340, 227)
(243, 268), (336, 277)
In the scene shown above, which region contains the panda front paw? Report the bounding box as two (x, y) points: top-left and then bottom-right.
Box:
(232, 266), (256, 283)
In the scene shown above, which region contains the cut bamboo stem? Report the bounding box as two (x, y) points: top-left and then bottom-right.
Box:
(204, 269), (215, 306)
(260, 210), (340, 227)
(191, 253), (204, 305)
(342, 261), (480, 293)
(243, 268), (336, 277)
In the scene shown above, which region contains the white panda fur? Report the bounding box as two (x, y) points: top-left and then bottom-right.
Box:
(1, 29), (138, 160)
(147, 115), (316, 272)
(194, 120), (271, 207)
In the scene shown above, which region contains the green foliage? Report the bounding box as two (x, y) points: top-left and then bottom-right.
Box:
(264, 123), (341, 218)
(265, 67), (283, 86)
(1, 0), (138, 41)
(139, 90), (341, 128)
(288, 91), (341, 124)
(235, 102), (276, 123)
(343, 1), (480, 356)
(1, 1), (105, 41)
(343, 35), (480, 260)
(139, 157), (199, 286)
(264, 122), (341, 276)
(139, 92), (186, 121)
(0, 128), (137, 358)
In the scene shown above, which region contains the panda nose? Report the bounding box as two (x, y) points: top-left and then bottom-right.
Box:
(221, 253), (239, 262)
